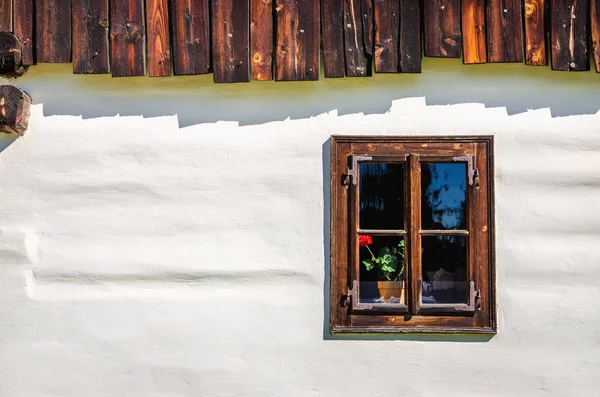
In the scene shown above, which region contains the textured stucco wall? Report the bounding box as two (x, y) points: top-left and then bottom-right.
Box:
(1, 98), (600, 396)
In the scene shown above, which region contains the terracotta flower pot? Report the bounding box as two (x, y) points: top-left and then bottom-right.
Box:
(377, 281), (405, 302)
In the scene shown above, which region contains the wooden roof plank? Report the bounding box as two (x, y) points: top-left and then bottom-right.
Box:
(13, 0), (34, 65)
(374, 0), (399, 73)
(110, 0), (146, 77)
(171, 0), (210, 75)
(146, 0), (171, 77)
(424, 0), (461, 58)
(212, 0), (249, 83)
(399, 0), (422, 73)
(551, 0), (589, 71)
(461, 0), (487, 64)
(591, 0), (600, 72)
(72, 0), (110, 74)
(250, 0), (273, 80)
(36, 0), (71, 62)
(524, 0), (548, 65)
(486, 0), (524, 62)
(344, 0), (370, 77)
(322, 0), (345, 78)
(275, 0), (319, 81)
(0, 0), (12, 31)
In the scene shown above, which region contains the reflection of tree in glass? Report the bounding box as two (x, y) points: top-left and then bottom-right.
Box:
(359, 163), (404, 230)
(421, 163), (466, 230)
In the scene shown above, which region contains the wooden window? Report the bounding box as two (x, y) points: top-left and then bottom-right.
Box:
(330, 136), (496, 334)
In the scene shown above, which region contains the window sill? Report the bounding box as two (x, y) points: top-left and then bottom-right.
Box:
(330, 326), (497, 335)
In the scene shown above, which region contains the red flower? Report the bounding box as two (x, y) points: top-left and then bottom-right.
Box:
(359, 235), (373, 247)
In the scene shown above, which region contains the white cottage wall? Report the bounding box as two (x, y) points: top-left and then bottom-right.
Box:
(0, 95), (599, 396)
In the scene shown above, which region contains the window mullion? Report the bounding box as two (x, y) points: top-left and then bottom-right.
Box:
(408, 154), (421, 315)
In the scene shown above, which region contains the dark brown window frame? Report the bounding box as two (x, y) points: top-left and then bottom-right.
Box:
(329, 136), (496, 334)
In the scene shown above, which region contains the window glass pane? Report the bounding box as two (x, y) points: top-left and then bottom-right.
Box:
(421, 163), (467, 230)
(359, 163), (405, 230)
(421, 236), (467, 304)
(358, 235), (406, 304)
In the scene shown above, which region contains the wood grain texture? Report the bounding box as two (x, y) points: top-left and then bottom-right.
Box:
(423, 0), (461, 57)
(361, 0), (374, 56)
(0, 0), (11, 31)
(110, 0), (146, 77)
(461, 0), (486, 63)
(486, 0), (524, 62)
(36, 0), (71, 62)
(344, 0), (370, 76)
(374, 0), (399, 72)
(0, 31), (26, 77)
(72, 0), (110, 74)
(13, 0), (33, 64)
(146, 0), (171, 76)
(524, 0), (547, 65)
(321, 0), (345, 77)
(551, 0), (589, 71)
(250, 0), (273, 80)
(275, 0), (319, 81)
(591, 0), (600, 72)
(212, 0), (249, 83)
(399, 0), (421, 72)
(171, 0), (210, 75)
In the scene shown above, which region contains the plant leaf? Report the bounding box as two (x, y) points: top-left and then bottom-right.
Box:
(362, 259), (375, 271)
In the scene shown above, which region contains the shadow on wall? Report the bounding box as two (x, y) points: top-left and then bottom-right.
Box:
(320, 138), (493, 342)
(0, 135), (19, 154)
(3, 58), (600, 127)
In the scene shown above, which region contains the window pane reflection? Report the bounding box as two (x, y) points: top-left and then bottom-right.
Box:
(359, 235), (406, 304)
(421, 236), (467, 304)
(360, 163), (405, 230)
(421, 163), (466, 230)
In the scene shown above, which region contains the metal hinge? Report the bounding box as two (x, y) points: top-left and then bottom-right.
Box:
(342, 155), (372, 187)
(452, 155), (479, 188)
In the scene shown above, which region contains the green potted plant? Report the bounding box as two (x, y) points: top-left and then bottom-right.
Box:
(359, 236), (406, 302)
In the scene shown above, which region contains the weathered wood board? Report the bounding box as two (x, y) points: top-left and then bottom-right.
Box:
(13, 0), (34, 64)
(212, 0), (249, 83)
(551, 0), (589, 71)
(591, 0), (600, 72)
(399, 0), (421, 72)
(0, 0), (11, 31)
(322, 0), (345, 77)
(250, 0), (273, 80)
(524, 0), (547, 65)
(424, 0), (461, 58)
(275, 0), (319, 81)
(486, 0), (524, 62)
(110, 0), (146, 77)
(374, 0), (399, 73)
(361, 0), (374, 56)
(146, 0), (171, 77)
(344, 0), (369, 76)
(72, 0), (110, 74)
(461, 0), (486, 64)
(171, 0), (210, 75)
(109, 0), (146, 76)
(36, 0), (71, 62)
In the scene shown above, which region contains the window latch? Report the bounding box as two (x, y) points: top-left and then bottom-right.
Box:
(342, 155), (373, 187)
(454, 281), (481, 312)
(344, 280), (375, 310)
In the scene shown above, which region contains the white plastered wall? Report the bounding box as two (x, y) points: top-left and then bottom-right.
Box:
(1, 98), (599, 396)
